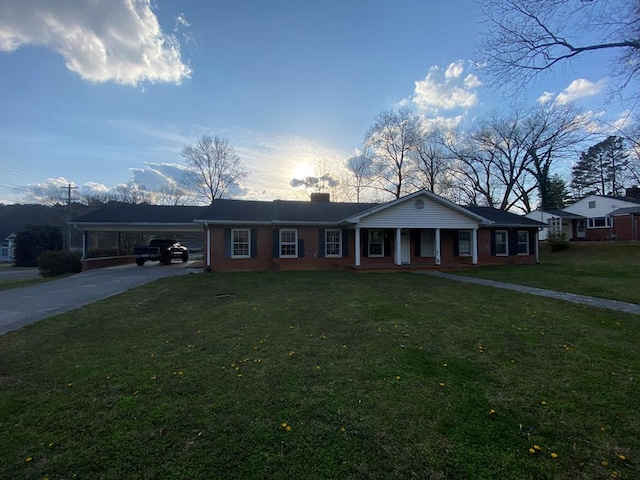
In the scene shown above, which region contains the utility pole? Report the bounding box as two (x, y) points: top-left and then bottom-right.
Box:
(61, 183), (78, 251)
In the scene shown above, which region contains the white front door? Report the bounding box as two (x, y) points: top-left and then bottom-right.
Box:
(401, 231), (410, 264)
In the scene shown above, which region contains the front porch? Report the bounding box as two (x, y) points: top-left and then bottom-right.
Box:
(352, 227), (479, 269)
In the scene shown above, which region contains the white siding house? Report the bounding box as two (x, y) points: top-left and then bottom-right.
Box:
(563, 195), (640, 240)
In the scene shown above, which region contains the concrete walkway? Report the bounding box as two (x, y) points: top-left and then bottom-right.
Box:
(421, 271), (640, 316)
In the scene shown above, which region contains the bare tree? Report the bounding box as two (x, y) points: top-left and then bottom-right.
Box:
(411, 128), (451, 195)
(180, 135), (249, 205)
(478, 0), (640, 103)
(343, 151), (374, 202)
(111, 181), (152, 204)
(444, 103), (587, 212)
(363, 107), (422, 199)
(155, 183), (191, 206)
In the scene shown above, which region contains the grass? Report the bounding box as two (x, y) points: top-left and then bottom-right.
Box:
(455, 242), (640, 304)
(1, 271), (639, 479)
(0, 277), (51, 291)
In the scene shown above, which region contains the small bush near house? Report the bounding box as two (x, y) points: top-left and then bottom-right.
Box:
(547, 232), (570, 252)
(38, 250), (82, 277)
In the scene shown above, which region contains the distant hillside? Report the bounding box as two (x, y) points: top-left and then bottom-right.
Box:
(0, 203), (92, 240)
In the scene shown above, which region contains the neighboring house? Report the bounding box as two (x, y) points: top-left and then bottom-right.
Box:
(72, 190), (544, 272)
(0, 233), (16, 263)
(524, 210), (584, 241)
(563, 193), (640, 240)
(525, 188), (640, 242)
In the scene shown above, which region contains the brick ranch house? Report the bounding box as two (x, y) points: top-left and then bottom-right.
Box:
(72, 190), (544, 271)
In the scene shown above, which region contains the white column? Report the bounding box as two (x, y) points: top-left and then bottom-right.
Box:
(435, 228), (441, 265)
(82, 230), (88, 259)
(535, 229), (540, 264)
(472, 228), (478, 265)
(395, 228), (402, 266)
(355, 227), (361, 267)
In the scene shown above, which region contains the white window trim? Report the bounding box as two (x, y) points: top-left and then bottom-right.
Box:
(325, 229), (342, 257)
(458, 230), (472, 257)
(368, 230), (384, 257)
(516, 230), (529, 256)
(231, 228), (251, 259)
(587, 216), (611, 229)
(280, 228), (298, 258)
(495, 230), (508, 256)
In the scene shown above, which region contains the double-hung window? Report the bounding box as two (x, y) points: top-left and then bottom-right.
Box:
(516, 231), (529, 255)
(280, 229), (298, 258)
(368, 230), (384, 257)
(231, 228), (250, 258)
(458, 230), (472, 256)
(495, 230), (508, 256)
(325, 229), (342, 257)
(420, 230), (435, 257)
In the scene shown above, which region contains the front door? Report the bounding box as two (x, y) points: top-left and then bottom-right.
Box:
(401, 230), (410, 264)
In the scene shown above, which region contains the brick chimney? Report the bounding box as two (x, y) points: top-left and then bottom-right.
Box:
(310, 192), (330, 202)
(625, 186), (640, 199)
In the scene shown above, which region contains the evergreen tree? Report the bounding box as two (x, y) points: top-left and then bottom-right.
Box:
(542, 174), (569, 209)
(571, 136), (629, 198)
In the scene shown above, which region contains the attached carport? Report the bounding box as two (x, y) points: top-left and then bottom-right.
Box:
(70, 204), (209, 268)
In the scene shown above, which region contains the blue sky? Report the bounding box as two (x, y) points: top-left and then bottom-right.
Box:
(0, 0), (626, 204)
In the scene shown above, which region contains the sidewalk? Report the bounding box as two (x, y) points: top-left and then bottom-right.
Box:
(421, 271), (640, 316)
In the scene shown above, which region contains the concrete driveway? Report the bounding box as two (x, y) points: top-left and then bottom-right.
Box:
(0, 262), (201, 335)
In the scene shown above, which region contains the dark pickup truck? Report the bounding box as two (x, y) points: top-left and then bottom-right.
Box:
(133, 239), (189, 266)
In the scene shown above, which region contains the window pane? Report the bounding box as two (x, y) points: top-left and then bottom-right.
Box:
(459, 231), (471, 255)
(495, 231), (507, 255)
(326, 230), (341, 256)
(420, 230), (435, 256)
(281, 230), (296, 243)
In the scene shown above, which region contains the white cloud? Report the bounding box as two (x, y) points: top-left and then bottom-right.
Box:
(556, 78), (606, 104)
(0, 0), (191, 86)
(129, 162), (188, 191)
(445, 62), (464, 79)
(537, 91), (555, 104)
(412, 61), (482, 112)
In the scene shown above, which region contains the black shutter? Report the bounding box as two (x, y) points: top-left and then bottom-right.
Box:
(251, 229), (257, 258)
(318, 229), (325, 258)
(529, 230), (536, 255)
(384, 230), (391, 257)
(490, 230), (496, 256)
(223, 228), (231, 258)
(298, 239), (304, 258)
(414, 230), (421, 257)
(272, 229), (279, 258)
(509, 230), (518, 256)
(362, 230), (369, 257)
(453, 230), (459, 256)
(342, 229), (348, 258)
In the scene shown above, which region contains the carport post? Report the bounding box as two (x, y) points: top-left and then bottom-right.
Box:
(82, 231), (88, 259)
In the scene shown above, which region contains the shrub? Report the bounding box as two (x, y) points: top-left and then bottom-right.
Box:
(38, 251), (82, 278)
(14, 225), (63, 267)
(547, 233), (570, 252)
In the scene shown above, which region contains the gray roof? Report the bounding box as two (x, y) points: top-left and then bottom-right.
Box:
(611, 206), (640, 216)
(72, 203), (209, 224)
(542, 209), (584, 218)
(195, 199), (380, 224)
(72, 198), (545, 228)
(465, 206), (546, 227)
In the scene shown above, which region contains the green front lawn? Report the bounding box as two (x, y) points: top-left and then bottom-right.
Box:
(1, 272), (638, 479)
(457, 242), (640, 304)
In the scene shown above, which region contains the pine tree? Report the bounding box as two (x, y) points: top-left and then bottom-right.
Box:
(571, 136), (629, 198)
